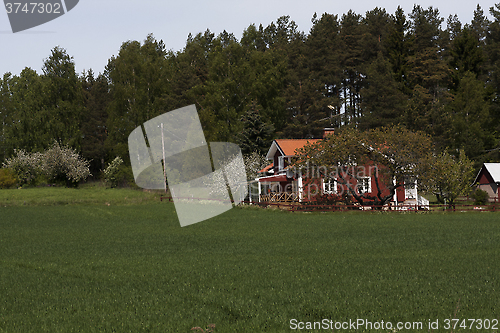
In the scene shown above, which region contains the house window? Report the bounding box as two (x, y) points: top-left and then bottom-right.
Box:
(357, 177), (371, 194)
(404, 177), (417, 199)
(278, 156), (284, 172)
(323, 178), (337, 194)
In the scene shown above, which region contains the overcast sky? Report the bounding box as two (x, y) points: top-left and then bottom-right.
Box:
(1, 0), (498, 77)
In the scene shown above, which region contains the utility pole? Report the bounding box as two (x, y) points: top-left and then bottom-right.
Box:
(161, 123), (167, 193)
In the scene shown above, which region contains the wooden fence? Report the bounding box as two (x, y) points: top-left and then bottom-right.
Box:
(253, 202), (500, 213)
(160, 196), (499, 213)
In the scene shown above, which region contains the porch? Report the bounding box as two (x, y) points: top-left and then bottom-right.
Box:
(256, 174), (301, 203)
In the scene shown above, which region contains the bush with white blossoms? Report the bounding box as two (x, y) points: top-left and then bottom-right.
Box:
(2, 142), (91, 186)
(243, 151), (269, 181)
(2, 149), (43, 185)
(103, 156), (123, 187)
(42, 142), (91, 184)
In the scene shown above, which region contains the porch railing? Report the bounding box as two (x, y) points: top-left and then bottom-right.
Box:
(417, 194), (430, 210)
(260, 192), (299, 203)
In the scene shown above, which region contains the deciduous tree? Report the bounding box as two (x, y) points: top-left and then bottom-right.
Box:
(42, 46), (83, 149)
(296, 126), (434, 207)
(105, 34), (171, 161)
(421, 149), (474, 208)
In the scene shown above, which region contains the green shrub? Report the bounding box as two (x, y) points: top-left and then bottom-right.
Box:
(0, 168), (17, 188)
(103, 157), (124, 188)
(471, 188), (489, 205)
(104, 163), (136, 188)
(115, 164), (137, 188)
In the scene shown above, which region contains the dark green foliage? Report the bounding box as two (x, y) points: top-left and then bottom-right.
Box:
(80, 70), (110, 175)
(41, 46), (84, 149)
(386, 6), (411, 93)
(359, 52), (406, 129)
(113, 164), (136, 188)
(105, 34), (171, 161)
(237, 104), (275, 156)
(0, 73), (14, 163)
(471, 188), (490, 205)
(451, 26), (484, 75)
(0, 168), (16, 188)
(2, 47), (84, 158)
(298, 192), (354, 209)
(471, 5), (490, 44)
(443, 71), (496, 159)
(408, 5), (445, 52)
(2, 4), (500, 179)
(362, 7), (392, 61)
(339, 10), (365, 125)
(6, 68), (47, 151)
(449, 25), (485, 90)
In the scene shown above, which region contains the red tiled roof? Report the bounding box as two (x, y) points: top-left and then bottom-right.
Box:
(275, 139), (319, 156)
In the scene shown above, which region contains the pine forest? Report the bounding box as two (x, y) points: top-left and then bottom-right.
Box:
(1, 4), (500, 179)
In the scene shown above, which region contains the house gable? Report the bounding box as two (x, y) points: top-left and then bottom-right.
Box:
(474, 163), (500, 200)
(477, 168), (495, 184)
(474, 163), (500, 185)
(265, 141), (284, 160)
(484, 163), (500, 183)
(265, 139), (319, 159)
(266, 139), (320, 174)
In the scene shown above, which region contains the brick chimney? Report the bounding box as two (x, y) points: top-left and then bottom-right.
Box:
(323, 128), (335, 138)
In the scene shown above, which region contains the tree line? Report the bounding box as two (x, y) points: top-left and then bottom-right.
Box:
(1, 4), (500, 180)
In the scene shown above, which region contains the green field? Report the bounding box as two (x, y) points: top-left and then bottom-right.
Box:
(0, 188), (499, 332)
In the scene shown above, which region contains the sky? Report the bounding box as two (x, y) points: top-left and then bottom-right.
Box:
(1, 0), (498, 78)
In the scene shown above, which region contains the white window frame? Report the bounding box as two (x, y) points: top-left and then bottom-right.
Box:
(323, 178), (337, 194)
(357, 177), (372, 194)
(404, 177), (417, 199)
(278, 156), (284, 172)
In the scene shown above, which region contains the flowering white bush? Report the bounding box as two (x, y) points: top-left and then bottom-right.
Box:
(243, 151), (269, 181)
(2, 142), (91, 186)
(42, 142), (91, 184)
(2, 149), (43, 185)
(103, 156), (123, 187)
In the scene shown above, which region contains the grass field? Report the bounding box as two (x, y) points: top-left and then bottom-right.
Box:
(0, 187), (499, 332)
(0, 186), (162, 207)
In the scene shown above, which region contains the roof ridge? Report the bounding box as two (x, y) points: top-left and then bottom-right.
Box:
(275, 138), (319, 141)
(274, 138), (320, 157)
